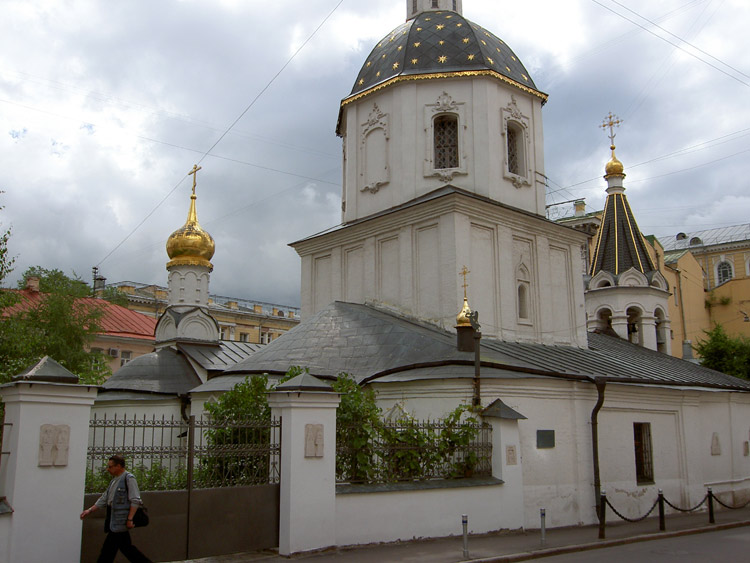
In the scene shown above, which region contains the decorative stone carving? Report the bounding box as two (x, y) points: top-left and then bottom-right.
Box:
(305, 424), (324, 458)
(38, 424), (70, 467)
(506, 444), (518, 465)
(359, 104), (390, 194)
(433, 91), (458, 113)
(711, 432), (721, 456)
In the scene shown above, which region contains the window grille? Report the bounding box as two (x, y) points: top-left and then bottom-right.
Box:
(432, 0), (439, 8)
(507, 125), (520, 175)
(453, 0), (457, 11)
(717, 261), (733, 285)
(633, 422), (654, 483)
(434, 115), (459, 169)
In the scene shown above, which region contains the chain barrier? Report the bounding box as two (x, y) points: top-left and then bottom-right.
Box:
(712, 495), (750, 510)
(663, 494), (707, 513)
(605, 496), (658, 523)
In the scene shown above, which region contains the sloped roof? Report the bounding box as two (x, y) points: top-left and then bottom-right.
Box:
(101, 347), (200, 395)
(589, 192), (655, 277)
(659, 223), (750, 251)
(222, 301), (750, 392)
(3, 289), (156, 341)
(178, 341), (263, 375)
(225, 301), (535, 381)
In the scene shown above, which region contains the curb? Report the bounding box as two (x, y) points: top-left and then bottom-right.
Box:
(464, 520), (750, 562)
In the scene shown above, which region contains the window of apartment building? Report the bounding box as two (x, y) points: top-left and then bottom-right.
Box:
(717, 261), (733, 285)
(120, 350), (132, 367)
(633, 422), (654, 483)
(220, 327), (227, 340)
(261, 332), (271, 345)
(239, 333), (248, 342)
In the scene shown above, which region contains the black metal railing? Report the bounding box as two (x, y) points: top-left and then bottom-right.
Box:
(336, 418), (492, 484)
(86, 413), (280, 492)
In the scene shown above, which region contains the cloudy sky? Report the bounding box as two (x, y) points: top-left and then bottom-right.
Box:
(2, 0), (748, 306)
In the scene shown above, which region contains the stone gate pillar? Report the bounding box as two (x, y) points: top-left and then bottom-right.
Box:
(0, 357), (98, 563)
(268, 373), (340, 556)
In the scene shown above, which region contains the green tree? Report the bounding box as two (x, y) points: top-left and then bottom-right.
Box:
(0, 192), (13, 287)
(695, 324), (750, 380)
(0, 266), (110, 384)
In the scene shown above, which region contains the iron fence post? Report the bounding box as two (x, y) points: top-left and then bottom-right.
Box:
(598, 491), (606, 539)
(658, 489), (665, 531)
(186, 415), (195, 559)
(708, 487), (715, 524)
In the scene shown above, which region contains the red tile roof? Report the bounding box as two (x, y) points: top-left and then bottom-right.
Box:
(2, 289), (156, 341)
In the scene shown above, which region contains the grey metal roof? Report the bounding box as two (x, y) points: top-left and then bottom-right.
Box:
(101, 347), (200, 395)
(178, 341), (263, 375)
(659, 223), (750, 251)
(220, 301), (750, 392)
(225, 301), (534, 381)
(12, 356), (79, 384)
(190, 375), (254, 395)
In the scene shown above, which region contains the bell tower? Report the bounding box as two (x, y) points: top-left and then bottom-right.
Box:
(408, 0), (463, 20)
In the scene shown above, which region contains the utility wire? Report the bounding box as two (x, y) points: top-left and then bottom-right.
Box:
(96, 0), (346, 268)
(590, 0), (750, 87)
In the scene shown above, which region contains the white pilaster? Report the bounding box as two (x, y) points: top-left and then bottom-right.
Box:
(0, 382), (98, 563)
(268, 387), (340, 556)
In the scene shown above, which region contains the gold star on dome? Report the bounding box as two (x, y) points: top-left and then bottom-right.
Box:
(456, 23), (463, 27)
(358, 78), (364, 85)
(389, 35), (395, 42)
(366, 61), (371, 67)
(481, 40), (487, 45)
(397, 45), (403, 51)
(468, 54), (475, 60)
(446, 15), (453, 19)
(436, 24), (445, 30)
(438, 55), (447, 63)
(425, 17), (431, 21)
(439, 40), (445, 45)
(522, 74), (528, 80)
(382, 54), (387, 59)
(496, 47), (501, 53)
(376, 71), (381, 77)
(377, 42), (383, 48)
(417, 27), (422, 31)
(414, 42), (421, 47)
(462, 38), (469, 44)
(512, 56), (517, 61)
(487, 57), (494, 64)
(392, 62), (399, 70)
(505, 66), (511, 72)
(411, 58), (418, 64)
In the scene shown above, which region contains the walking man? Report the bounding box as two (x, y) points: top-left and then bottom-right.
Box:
(81, 454), (151, 562)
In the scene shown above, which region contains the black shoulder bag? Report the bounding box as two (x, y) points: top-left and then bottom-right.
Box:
(124, 473), (150, 527)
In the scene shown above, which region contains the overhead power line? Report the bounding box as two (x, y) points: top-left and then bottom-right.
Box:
(96, 0), (346, 268)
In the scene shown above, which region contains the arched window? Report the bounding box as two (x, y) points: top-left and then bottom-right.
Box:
(434, 115), (458, 169)
(655, 309), (667, 354)
(506, 122), (524, 176)
(717, 261), (733, 285)
(627, 307), (642, 345)
(517, 283), (529, 320)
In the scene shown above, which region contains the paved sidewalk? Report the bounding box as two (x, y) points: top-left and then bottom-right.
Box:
(179, 506), (750, 563)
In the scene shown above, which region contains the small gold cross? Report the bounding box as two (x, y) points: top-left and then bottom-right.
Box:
(600, 112), (623, 146)
(188, 164), (202, 195)
(459, 265), (470, 299)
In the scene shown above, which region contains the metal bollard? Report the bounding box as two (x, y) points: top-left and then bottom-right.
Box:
(658, 489), (665, 531)
(462, 514), (469, 559)
(708, 487), (715, 524)
(598, 491), (607, 539)
(540, 508), (546, 546)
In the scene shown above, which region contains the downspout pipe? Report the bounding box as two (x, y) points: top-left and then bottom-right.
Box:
(591, 376), (606, 520)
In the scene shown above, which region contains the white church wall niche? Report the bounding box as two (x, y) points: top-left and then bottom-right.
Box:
(469, 221), (499, 333)
(313, 253), (333, 313)
(377, 234), (401, 305)
(343, 244), (365, 304)
(359, 103), (390, 196)
(512, 236), (538, 340)
(414, 223), (441, 321)
(548, 245), (575, 344)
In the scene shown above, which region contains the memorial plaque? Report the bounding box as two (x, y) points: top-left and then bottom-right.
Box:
(305, 424), (324, 458)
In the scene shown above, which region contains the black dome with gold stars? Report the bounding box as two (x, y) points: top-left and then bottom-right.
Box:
(347, 10), (545, 102)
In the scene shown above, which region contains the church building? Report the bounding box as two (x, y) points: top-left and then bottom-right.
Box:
(99, 0), (750, 534)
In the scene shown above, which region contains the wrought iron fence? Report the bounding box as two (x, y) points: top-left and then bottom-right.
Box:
(336, 418), (492, 484)
(86, 413), (280, 492)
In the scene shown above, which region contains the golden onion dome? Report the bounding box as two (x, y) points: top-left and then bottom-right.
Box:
(604, 145), (625, 178)
(166, 193), (215, 271)
(456, 297), (473, 327)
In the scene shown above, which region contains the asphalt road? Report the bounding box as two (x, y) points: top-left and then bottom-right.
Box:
(537, 527), (750, 563)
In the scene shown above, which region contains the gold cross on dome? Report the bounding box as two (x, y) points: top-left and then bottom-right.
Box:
(600, 112), (623, 146)
(459, 265), (470, 299)
(188, 164), (202, 195)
